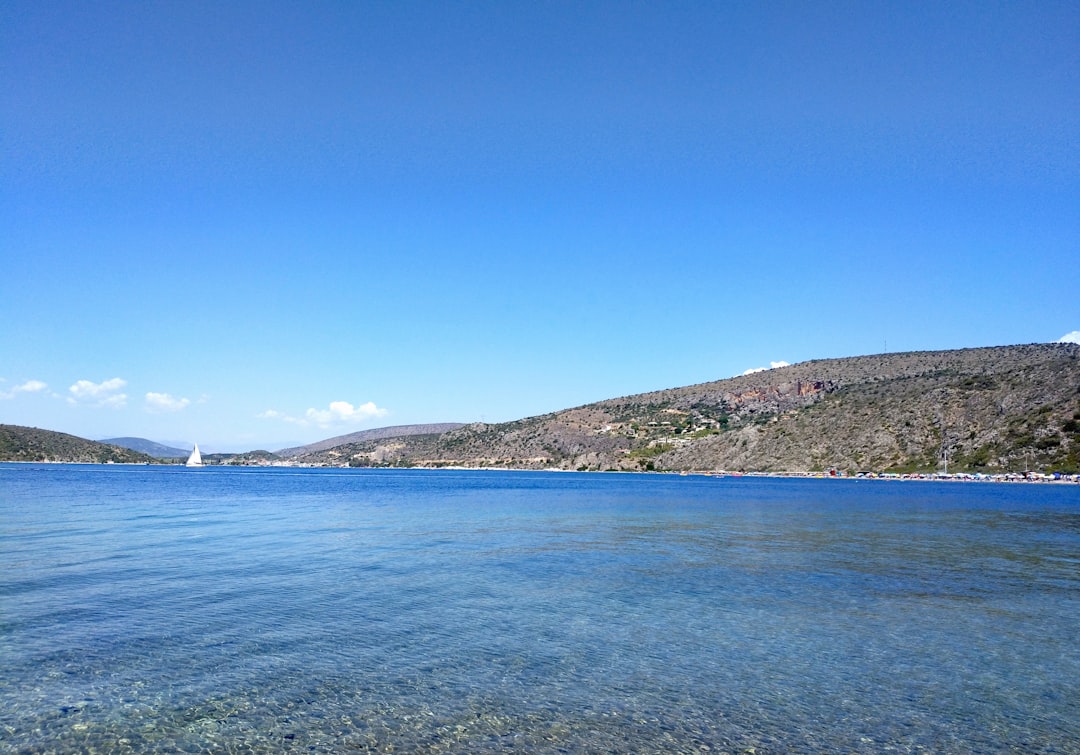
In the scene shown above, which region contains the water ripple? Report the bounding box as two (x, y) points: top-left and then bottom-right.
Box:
(2, 466), (1078, 753)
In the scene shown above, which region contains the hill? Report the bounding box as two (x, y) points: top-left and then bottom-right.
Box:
(101, 437), (189, 458)
(276, 423), (466, 458)
(0, 425), (159, 464)
(290, 344), (1080, 474)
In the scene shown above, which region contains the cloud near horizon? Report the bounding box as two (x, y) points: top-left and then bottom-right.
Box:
(68, 377), (127, 408)
(259, 400), (389, 428)
(0, 379), (48, 400)
(1058, 331), (1080, 345)
(145, 392), (191, 413)
(742, 360), (791, 375)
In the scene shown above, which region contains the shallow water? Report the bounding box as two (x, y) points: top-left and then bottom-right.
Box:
(2, 465), (1078, 753)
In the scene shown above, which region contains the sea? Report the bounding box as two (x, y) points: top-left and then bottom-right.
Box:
(2, 464), (1078, 754)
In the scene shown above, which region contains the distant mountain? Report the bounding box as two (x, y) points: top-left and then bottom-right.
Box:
(1, 425), (158, 464)
(276, 423), (466, 458)
(290, 344), (1080, 475)
(102, 437), (189, 458)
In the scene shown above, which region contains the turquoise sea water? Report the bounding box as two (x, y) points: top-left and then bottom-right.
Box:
(2, 465), (1078, 754)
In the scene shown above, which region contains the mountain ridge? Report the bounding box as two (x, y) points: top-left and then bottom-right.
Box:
(275, 423), (466, 458)
(101, 437), (190, 458)
(0, 425), (158, 464)
(291, 343), (1080, 474)
(4, 344), (1078, 472)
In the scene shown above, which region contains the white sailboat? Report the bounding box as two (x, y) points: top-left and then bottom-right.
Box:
(186, 442), (204, 467)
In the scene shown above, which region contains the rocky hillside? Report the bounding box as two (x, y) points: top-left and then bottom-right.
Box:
(0, 425), (158, 464)
(276, 423), (466, 458)
(292, 344), (1080, 474)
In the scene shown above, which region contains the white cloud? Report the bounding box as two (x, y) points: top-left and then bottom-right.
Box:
(258, 409), (290, 421)
(743, 361), (790, 376)
(68, 377), (127, 408)
(0, 379), (48, 399)
(305, 400), (388, 427)
(145, 392), (191, 413)
(260, 400), (389, 428)
(1058, 331), (1080, 345)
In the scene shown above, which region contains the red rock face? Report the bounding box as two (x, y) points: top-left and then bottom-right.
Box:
(722, 380), (834, 413)
(796, 380), (829, 397)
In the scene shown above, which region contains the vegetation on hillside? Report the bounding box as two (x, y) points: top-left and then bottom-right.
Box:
(5, 344), (1077, 474)
(211, 450), (282, 465)
(276, 424), (467, 458)
(0, 425), (158, 464)
(292, 344), (1080, 475)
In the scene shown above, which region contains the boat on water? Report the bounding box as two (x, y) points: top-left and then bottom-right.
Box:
(186, 443), (204, 468)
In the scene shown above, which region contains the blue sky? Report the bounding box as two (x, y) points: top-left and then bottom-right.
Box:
(3, 1), (1078, 451)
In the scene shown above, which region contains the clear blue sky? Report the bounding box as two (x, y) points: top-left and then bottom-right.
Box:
(3, 1), (1078, 451)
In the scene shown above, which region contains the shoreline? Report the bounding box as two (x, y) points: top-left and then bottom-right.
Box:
(3, 460), (1077, 483)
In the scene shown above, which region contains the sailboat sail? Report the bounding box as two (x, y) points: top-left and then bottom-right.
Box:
(186, 443), (204, 467)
